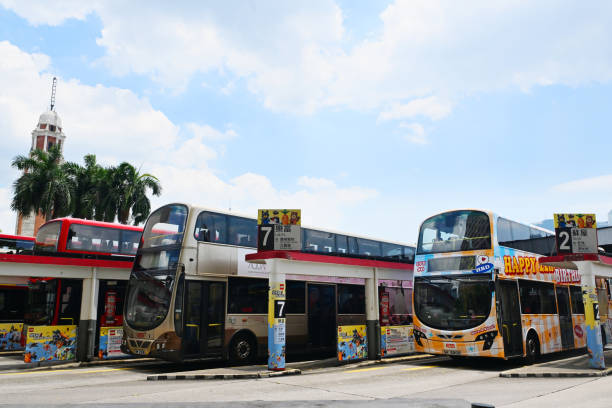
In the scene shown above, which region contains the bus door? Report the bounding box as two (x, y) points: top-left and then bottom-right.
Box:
(555, 286), (574, 349)
(497, 280), (523, 357)
(183, 280), (226, 357)
(307, 283), (336, 351)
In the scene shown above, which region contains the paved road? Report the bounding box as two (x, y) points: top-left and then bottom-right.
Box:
(0, 357), (610, 407)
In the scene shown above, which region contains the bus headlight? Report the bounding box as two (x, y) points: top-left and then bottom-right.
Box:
(152, 332), (181, 353)
(475, 331), (498, 351)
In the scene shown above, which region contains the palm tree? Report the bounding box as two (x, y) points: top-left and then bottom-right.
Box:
(11, 146), (73, 222)
(65, 154), (118, 222)
(111, 162), (161, 225)
(65, 154), (102, 220)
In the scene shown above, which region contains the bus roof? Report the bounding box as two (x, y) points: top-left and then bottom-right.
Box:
(40, 218), (143, 232)
(418, 208), (554, 236)
(162, 202), (415, 247)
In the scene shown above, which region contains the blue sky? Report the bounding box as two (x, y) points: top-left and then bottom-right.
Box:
(0, 1), (611, 242)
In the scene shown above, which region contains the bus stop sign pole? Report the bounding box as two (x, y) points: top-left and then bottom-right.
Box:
(268, 260), (286, 371)
(580, 263), (605, 369)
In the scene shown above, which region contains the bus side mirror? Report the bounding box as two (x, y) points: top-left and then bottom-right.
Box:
(489, 281), (496, 293)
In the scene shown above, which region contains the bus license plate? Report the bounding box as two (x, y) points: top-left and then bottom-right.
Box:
(133, 349), (145, 355)
(443, 343), (459, 355)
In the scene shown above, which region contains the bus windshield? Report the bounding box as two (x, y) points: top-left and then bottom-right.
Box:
(124, 269), (175, 331)
(141, 204), (188, 249)
(414, 274), (492, 330)
(125, 204), (187, 331)
(35, 221), (62, 253)
(417, 210), (491, 254)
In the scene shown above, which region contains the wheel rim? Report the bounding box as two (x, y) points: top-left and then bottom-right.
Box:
(528, 338), (537, 356)
(236, 340), (251, 360)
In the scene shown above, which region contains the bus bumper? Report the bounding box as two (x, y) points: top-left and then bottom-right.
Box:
(413, 328), (503, 357)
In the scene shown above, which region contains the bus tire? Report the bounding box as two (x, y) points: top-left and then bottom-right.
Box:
(525, 332), (540, 365)
(229, 332), (257, 364)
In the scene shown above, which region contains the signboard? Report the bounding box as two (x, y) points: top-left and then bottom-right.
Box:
(24, 325), (77, 363)
(337, 325), (368, 361)
(0, 323), (23, 351)
(380, 325), (414, 357)
(99, 327), (127, 359)
(554, 213), (598, 254)
(257, 209), (302, 251)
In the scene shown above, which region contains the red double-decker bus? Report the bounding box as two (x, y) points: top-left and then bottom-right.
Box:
(35, 218), (142, 259)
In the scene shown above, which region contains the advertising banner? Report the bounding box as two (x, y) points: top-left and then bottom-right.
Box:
(24, 325), (77, 363)
(268, 278), (286, 370)
(258, 209), (301, 226)
(99, 327), (127, 359)
(582, 285), (604, 369)
(0, 323), (23, 351)
(337, 325), (368, 361)
(380, 325), (414, 357)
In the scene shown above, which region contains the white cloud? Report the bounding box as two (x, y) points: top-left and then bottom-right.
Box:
(0, 41), (380, 232)
(4, 1), (611, 118)
(186, 123), (237, 142)
(297, 176), (337, 190)
(378, 96), (452, 121)
(401, 122), (427, 145)
(0, 0), (96, 26)
(551, 175), (612, 193)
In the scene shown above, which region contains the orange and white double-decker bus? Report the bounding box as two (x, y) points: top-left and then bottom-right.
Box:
(413, 209), (586, 362)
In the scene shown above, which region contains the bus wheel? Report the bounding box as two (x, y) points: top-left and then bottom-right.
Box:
(230, 333), (256, 364)
(525, 332), (540, 365)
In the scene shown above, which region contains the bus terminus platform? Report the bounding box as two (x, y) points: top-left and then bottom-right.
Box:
(245, 250), (414, 367)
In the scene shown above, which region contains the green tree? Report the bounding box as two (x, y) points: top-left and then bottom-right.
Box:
(11, 146), (73, 222)
(111, 162), (161, 225)
(65, 154), (118, 222)
(65, 154), (102, 220)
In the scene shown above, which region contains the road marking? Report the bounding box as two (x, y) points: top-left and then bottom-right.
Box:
(401, 365), (436, 371)
(0, 367), (133, 377)
(345, 366), (387, 374)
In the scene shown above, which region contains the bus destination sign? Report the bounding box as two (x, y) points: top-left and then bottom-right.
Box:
(553, 213), (598, 255)
(257, 209), (302, 251)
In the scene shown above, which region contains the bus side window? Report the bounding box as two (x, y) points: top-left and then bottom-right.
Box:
(195, 212), (227, 244)
(348, 237), (359, 255)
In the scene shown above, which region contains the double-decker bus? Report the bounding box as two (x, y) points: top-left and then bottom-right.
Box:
(122, 203), (415, 363)
(0, 234), (35, 254)
(16, 219), (142, 352)
(34, 218), (142, 259)
(412, 209), (588, 362)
